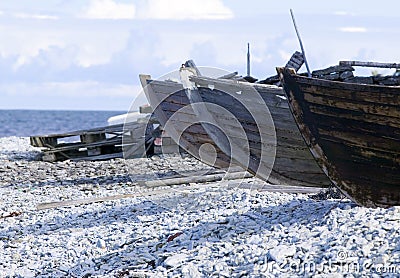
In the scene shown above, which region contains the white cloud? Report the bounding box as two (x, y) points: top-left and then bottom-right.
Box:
(0, 19), (131, 70)
(333, 11), (356, 16)
(339, 27), (367, 33)
(80, 0), (233, 20)
(139, 0), (233, 20)
(82, 0), (136, 19)
(0, 81), (141, 98)
(13, 13), (59, 20)
(13, 55), (30, 71)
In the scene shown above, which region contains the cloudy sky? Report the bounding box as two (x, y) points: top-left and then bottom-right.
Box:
(1, 0), (399, 111)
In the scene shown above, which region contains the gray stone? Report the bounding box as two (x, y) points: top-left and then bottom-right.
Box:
(268, 244), (296, 263)
(164, 253), (188, 267)
(182, 263), (202, 278)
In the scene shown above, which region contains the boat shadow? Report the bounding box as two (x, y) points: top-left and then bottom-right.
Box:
(0, 150), (42, 161)
(15, 191), (355, 276)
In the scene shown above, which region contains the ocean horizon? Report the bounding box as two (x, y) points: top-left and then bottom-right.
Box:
(0, 109), (126, 138)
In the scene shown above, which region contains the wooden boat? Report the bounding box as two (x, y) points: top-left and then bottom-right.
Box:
(278, 62), (400, 207)
(184, 72), (331, 188)
(139, 74), (236, 171)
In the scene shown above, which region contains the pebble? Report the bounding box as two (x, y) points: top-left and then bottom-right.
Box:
(182, 263), (202, 278)
(0, 137), (399, 277)
(96, 239), (106, 249)
(164, 253), (188, 267)
(268, 244), (296, 263)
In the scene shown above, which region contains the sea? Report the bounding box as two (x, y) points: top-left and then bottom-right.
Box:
(0, 109), (126, 138)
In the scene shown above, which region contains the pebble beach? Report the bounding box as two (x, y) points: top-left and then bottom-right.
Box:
(1, 137), (400, 277)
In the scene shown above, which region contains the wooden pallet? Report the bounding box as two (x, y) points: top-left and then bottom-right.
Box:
(30, 113), (183, 162)
(30, 121), (155, 162)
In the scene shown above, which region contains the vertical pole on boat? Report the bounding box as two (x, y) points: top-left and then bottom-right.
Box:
(290, 9), (311, 77)
(247, 43), (251, 76)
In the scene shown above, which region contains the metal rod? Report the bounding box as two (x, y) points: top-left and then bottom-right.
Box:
(247, 42), (250, 76)
(290, 9), (311, 77)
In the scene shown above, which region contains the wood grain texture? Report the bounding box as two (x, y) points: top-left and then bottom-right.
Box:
(188, 76), (331, 188)
(141, 76), (234, 170)
(279, 67), (400, 207)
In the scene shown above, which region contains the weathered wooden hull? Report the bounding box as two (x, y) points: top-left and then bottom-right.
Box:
(141, 76), (233, 170)
(188, 76), (331, 187)
(279, 67), (400, 207)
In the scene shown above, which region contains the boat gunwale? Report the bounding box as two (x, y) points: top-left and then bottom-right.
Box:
(290, 71), (400, 92)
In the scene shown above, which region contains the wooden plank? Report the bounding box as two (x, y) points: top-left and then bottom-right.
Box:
(339, 61), (400, 68)
(373, 75), (399, 85)
(36, 180), (326, 211)
(43, 145), (123, 162)
(218, 71), (238, 79)
(81, 133), (106, 144)
(143, 171), (252, 187)
(320, 138), (400, 166)
(309, 109), (400, 140)
(139, 74), (152, 88)
(236, 183), (324, 194)
(343, 76), (373, 84)
(184, 130), (311, 161)
(317, 129), (400, 154)
(259, 51), (304, 84)
(30, 136), (58, 148)
(319, 73), (340, 80)
(285, 51), (305, 71)
(37, 193), (143, 210)
(70, 152), (123, 161)
(303, 93), (400, 118)
(43, 137), (122, 154)
(312, 65), (354, 76)
(300, 81), (400, 106)
(30, 122), (143, 148)
(319, 140), (400, 185)
(308, 104), (400, 129)
(194, 84), (316, 144)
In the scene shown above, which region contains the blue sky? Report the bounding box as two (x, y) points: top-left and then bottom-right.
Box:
(0, 0), (399, 111)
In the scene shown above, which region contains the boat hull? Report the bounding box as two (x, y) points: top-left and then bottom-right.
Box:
(141, 77), (234, 170)
(188, 76), (331, 187)
(279, 67), (400, 207)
